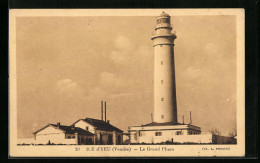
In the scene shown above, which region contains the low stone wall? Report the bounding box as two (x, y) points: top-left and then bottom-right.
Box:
(34, 138), (76, 145)
(17, 138), (76, 145)
(173, 134), (213, 144)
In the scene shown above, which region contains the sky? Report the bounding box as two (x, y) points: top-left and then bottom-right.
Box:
(16, 15), (237, 138)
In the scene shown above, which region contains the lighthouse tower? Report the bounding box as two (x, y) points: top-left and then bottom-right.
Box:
(151, 12), (178, 123)
(128, 12), (202, 144)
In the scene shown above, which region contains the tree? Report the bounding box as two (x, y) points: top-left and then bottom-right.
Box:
(228, 128), (237, 138)
(209, 128), (222, 136)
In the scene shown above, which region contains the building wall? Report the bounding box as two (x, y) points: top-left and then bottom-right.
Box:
(74, 120), (96, 134)
(34, 126), (94, 145)
(34, 126), (74, 144)
(95, 130), (123, 145)
(77, 135), (94, 145)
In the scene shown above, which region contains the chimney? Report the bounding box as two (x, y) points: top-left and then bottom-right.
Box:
(104, 101), (107, 122)
(190, 111), (192, 124)
(182, 115), (184, 124)
(101, 101), (103, 121)
(151, 113), (153, 123)
(57, 122), (60, 128)
(107, 120), (110, 124)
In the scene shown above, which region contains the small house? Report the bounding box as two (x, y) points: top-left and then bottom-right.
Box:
(33, 123), (94, 145)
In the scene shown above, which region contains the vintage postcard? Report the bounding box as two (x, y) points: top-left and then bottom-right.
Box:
(9, 9), (245, 157)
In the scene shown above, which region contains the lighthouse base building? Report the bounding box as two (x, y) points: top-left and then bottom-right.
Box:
(128, 122), (214, 144)
(128, 122), (236, 144)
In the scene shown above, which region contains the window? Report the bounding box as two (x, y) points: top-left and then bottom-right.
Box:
(155, 132), (162, 136)
(176, 131), (183, 135)
(161, 115), (164, 119)
(161, 61), (163, 65)
(161, 80), (163, 84)
(72, 136), (75, 138)
(161, 97), (164, 101)
(67, 136), (71, 139)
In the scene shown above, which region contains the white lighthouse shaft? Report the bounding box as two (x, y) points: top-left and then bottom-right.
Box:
(151, 12), (177, 123)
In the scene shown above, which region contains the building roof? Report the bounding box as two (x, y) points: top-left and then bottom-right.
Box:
(51, 124), (94, 135)
(73, 117), (123, 133)
(141, 121), (182, 127)
(33, 124), (94, 136)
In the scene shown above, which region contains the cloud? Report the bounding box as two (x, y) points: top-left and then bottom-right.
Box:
(109, 35), (132, 64)
(110, 50), (128, 64)
(204, 42), (222, 56)
(56, 78), (83, 97)
(184, 66), (201, 79)
(133, 45), (152, 58)
(99, 72), (124, 88)
(110, 45), (153, 65)
(89, 87), (107, 96)
(114, 35), (133, 50)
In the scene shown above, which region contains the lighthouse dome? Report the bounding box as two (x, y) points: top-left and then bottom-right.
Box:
(160, 11), (170, 17)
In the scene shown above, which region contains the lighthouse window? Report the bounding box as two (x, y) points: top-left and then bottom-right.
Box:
(161, 80), (163, 84)
(161, 97), (164, 101)
(161, 115), (164, 119)
(155, 132), (162, 136)
(161, 61), (163, 65)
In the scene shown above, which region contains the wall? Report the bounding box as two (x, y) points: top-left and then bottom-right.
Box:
(173, 134), (213, 144)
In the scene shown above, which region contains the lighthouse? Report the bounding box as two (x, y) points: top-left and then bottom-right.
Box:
(128, 12), (202, 144)
(151, 11), (178, 123)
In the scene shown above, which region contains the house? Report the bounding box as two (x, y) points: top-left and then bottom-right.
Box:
(33, 123), (94, 145)
(72, 117), (124, 145)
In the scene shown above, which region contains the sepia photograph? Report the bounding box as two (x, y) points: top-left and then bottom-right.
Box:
(9, 9), (245, 157)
